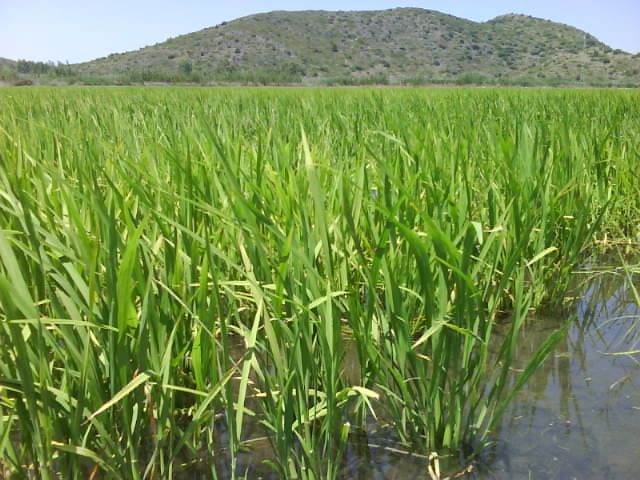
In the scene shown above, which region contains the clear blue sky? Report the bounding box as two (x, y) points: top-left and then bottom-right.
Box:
(2, 0), (639, 63)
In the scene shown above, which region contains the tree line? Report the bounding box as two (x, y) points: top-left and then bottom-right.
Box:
(15, 60), (74, 76)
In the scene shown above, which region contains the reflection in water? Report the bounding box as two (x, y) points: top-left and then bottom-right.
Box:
(177, 268), (640, 479)
(481, 268), (640, 480)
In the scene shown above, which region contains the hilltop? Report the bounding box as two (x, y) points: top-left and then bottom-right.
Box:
(5, 9), (640, 86)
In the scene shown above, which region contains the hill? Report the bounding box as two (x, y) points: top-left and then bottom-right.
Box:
(0, 58), (18, 82)
(12, 9), (640, 86)
(74, 9), (640, 86)
(0, 57), (16, 73)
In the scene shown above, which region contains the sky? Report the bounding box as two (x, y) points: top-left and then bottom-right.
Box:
(1, 1), (639, 63)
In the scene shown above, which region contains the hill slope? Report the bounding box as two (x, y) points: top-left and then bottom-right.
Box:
(0, 58), (18, 81)
(77, 8), (640, 84)
(0, 58), (16, 70)
(44, 9), (640, 85)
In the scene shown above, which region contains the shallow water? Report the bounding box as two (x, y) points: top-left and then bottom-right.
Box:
(478, 274), (640, 479)
(368, 269), (640, 480)
(179, 267), (640, 479)
(332, 268), (640, 479)
(477, 269), (640, 480)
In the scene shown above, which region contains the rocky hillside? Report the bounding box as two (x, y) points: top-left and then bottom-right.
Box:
(10, 9), (640, 86)
(74, 9), (640, 85)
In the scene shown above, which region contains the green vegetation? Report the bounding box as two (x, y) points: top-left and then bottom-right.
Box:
(72, 9), (640, 86)
(0, 58), (19, 82)
(0, 87), (639, 479)
(3, 9), (640, 86)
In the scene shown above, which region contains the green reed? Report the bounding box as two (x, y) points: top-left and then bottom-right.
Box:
(0, 87), (638, 478)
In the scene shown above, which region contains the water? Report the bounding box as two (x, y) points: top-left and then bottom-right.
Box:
(479, 268), (640, 479)
(333, 266), (640, 479)
(179, 266), (640, 479)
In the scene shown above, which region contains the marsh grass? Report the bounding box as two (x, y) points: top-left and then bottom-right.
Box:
(0, 87), (638, 478)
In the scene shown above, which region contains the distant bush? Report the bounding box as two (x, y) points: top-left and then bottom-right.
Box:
(108, 68), (204, 84)
(503, 76), (543, 87)
(212, 62), (306, 85)
(324, 73), (389, 86)
(402, 76), (429, 86)
(455, 73), (490, 85)
(0, 68), (19, 82)
(179, 61), (193, 75)
(358, 73), (389, 85)
(71, 75), (115, 86)
(16, 59), (53, 75)
(498, 47), (514, 59)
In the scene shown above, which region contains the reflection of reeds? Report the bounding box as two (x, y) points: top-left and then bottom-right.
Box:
(0, 88), (638, 478)
(608, 255), (640, 356)
(482, 261), (639, 477)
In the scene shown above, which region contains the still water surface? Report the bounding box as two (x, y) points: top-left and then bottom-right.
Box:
(477, 268), (640, 479)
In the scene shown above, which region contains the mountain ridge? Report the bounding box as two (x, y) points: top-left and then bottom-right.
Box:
(4, 9), (640, 86)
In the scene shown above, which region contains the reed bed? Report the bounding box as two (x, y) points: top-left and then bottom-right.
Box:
(0, 87), (638, 478)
